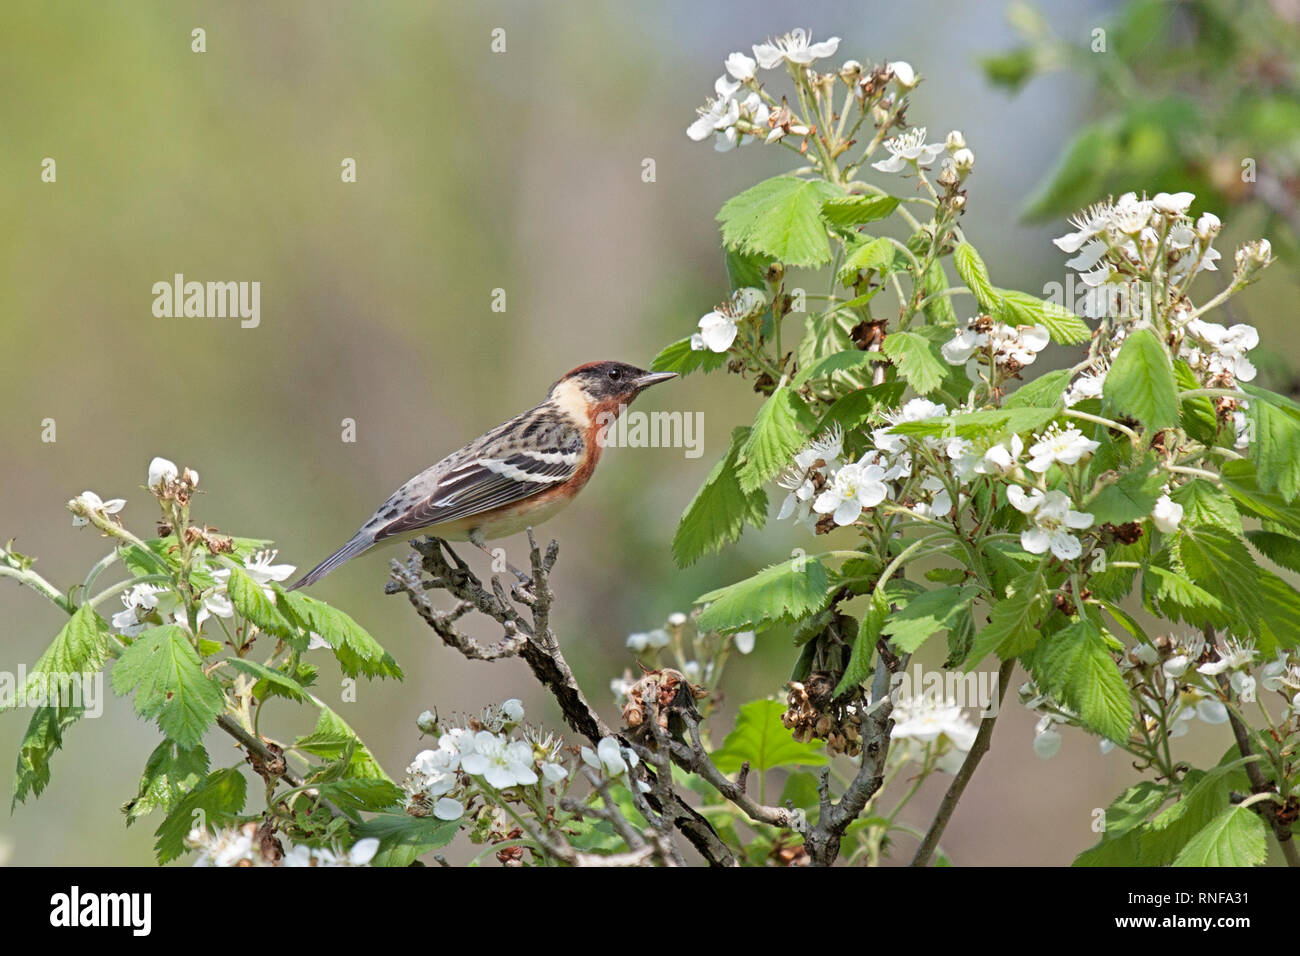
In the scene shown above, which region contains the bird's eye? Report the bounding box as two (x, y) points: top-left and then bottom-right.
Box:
(607, 368), (621, 381)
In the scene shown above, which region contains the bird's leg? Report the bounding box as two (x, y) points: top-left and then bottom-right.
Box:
(468, 529), (533, 586)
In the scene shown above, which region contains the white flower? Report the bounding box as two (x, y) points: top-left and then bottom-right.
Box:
(1152, 191), (1195, 216)
(690, 287), (764, 351)
(724, 51), (757, 81)
(1163, 654), (1190, 678)
(1151, 494), (1183, 534)
(872, 126), (944, 173)
(433, 798), (464, 821)
(752, 28), (840, 69)
(1064, 369), (1107, 406)
(1195, 212), (1221, 240)
(813, 459), (888, 525)
(500, 699), (524, 724)
(778, 427), (844, 525)
(687, 88), (739, 143)
(148, 456), (179, 489)
(1008, 487), (1093, 560)
(890, 695), (977, 772)
(941, 327), (982, 365)
(582, 736), (637, 777)
(888, 60), (917, 88)
(417, 711), (438, 734)
(942, 318), (1049, 368)
(1032, 717), (1063, 759)
(732, 630), (756, 654)
(111, 583), (169, 636)
(975, 435), (1024, 476)
(70, 490), (126, 527)
(541, 761), (568, 784)
(460, 731), (539, 788)
(1026, 426), (1099, 472)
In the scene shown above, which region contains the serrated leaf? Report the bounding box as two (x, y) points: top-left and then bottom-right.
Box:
(225, 565), (295, 638)
(12, 705), (82, 809)
(651, 336), (729, 376)
(885, 586), (979, 653)
(792, 349), (887, 388)
(710, 699), (827, 772)
(1171, 804), (1267, 867)
(280, 591), (402, 679)
(154, 767), (248, 863)
(4, 604), (111, 714)
(1241, 384), (1300, 502)
(952, 242), (997, 310)
(965, 572), (1044, 668)
(672, 427), (768, 567)
(1143, 565), (1231, 629)
(1104, 781), (1169, 839)
(1140, 769), (1233, 866)
(1177, 524), (1260, 636)
(890, 406), (1057, 440)
(882, 330), (947, 395)
(1258, 568), (1300, 653)
(1088, 457), (1164, 524)
(1171, 480), (1240, 531)
(816, 381), (906, 433)
(1103, 328), (1178, 430)
(1035, 618), (1132, 742)
(724, 246), (773, 291)
(736, 387), (807, 493)
(919, 259), (958, 327)
(718, 175), (837, 267)
(111, 625), (225, 750)
(837, 236), (897, 283)
(1246, 530), (1300, 573)
(1003, 368), (1071, 409)
(295, 706), (392, 782)
(1022, 122), (1119, 220)
(224, 658), (309, 703)
(994, 289), (1091, 344)
(835, 590), (889, 696)
(123, 741), (208, 826)
(696, 555), (831, 634)
(354, 813), (460, 867)
(820, 194), (900, 228)
(1220, 459), (1300, 534)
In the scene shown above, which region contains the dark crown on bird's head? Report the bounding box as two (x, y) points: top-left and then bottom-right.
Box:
(552, 361), (677, 403)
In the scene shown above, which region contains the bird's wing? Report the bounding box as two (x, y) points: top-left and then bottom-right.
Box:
(368, 411), (586, 542)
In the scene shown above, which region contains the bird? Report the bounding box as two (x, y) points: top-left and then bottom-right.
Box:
(287, 360), (677, 590)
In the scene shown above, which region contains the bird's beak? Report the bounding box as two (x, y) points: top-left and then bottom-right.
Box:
(633, 371), (678, 390)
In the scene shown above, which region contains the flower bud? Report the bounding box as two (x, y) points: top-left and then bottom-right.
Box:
(945, 129), (966, 151)
(951, 147), (974, 172)
(1194, 212), (1221, 241)
(888, 60), (917, 89)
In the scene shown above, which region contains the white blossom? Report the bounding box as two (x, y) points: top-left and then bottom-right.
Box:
(872, 127), (945, 174)
(148, 456), (179, 490)
(813, 458), (888, 525)
(1025, 426), (1099, 473)
(70, 490), (126, 528)
(1008, 487), (1093, 560)
(752, 28), (840, 69)
(1151, 494), (1183, 534)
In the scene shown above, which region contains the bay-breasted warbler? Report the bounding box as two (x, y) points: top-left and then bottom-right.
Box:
(288, 360), (676, 590)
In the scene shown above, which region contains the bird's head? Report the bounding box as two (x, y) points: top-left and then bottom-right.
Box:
(550, 361), (677, 421)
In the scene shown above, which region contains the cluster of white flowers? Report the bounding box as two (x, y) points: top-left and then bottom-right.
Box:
(889, 694), (978, 773)
(187, 822), (378, 867)
(690, 286), (767, 353)
(873, 126), (972, 178)
(402, 700), (568, 823)
(941, 315), (1050, 370)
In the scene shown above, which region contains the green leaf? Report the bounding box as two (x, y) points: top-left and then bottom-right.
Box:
(724, 246), (773, 291)
(1220, 459), (1300, 534)
(1143, 565), (1230, 630)
(1087, 457), (1164, 524)
(736, 387), (807, 493)
(1035, 618), (1132, 742)
(223, 658), (310, 703)
(837, 236), (897, 282)
(154, 767), (248, 864)
(890, 406), (1057, 441)
(980, 46), (1038, 93)
(1103, 781), (1169, 839)
(1242, 385), (1300, 501)
(952, 242), (998, 310)
(651, 336), (729, 377)
(695, 555), (831, 634)
(1103, 328), (1178, 430)
(1246, 530), (1300, 574)
(965, 571), (1044, 668)
(816, 381), (906, 433)
(792, 349), (887, 388)
(1022, 122), (1120, 220)
(1171, 805), (1268, 867)
(672, 427), (768, 567)
(354, 813), (460, 867)
(3, 604), (111, 714)
(123, 741), (208, 826)
(835, 590), (889, 696)
(1258, 568), (1300, 653)
(1171, 480), (1240, 531)
(885, 586), (980, 653)
(820, 194), (899, 228)
(994, 290), (1091, 345)
(918, 259), (958, 328)
(309, 777), (403, 813)
(1140, 769), (1233, 866)
(294, 705), (392, 782)
(111, 625), (225, 750)
(225, 565), (294, 638)
(882, 329), (947, 395)
(718, 175), (837, 268)
(1003, 368), (1071, 409)
(12, 705), (82, 809)
(710, 700), (827, 773)
(280, 591), (403, 679)
(1177, 524), (1260, 636)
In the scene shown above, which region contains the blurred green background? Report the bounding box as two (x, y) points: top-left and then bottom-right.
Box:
(2, 0), (1295, 865)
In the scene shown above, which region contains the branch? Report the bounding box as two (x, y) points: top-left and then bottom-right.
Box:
(909, 657), (1015, 866)
(389, 531), (737, 866)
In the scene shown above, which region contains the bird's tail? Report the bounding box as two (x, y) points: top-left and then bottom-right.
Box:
(287, 533), (374, 591)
